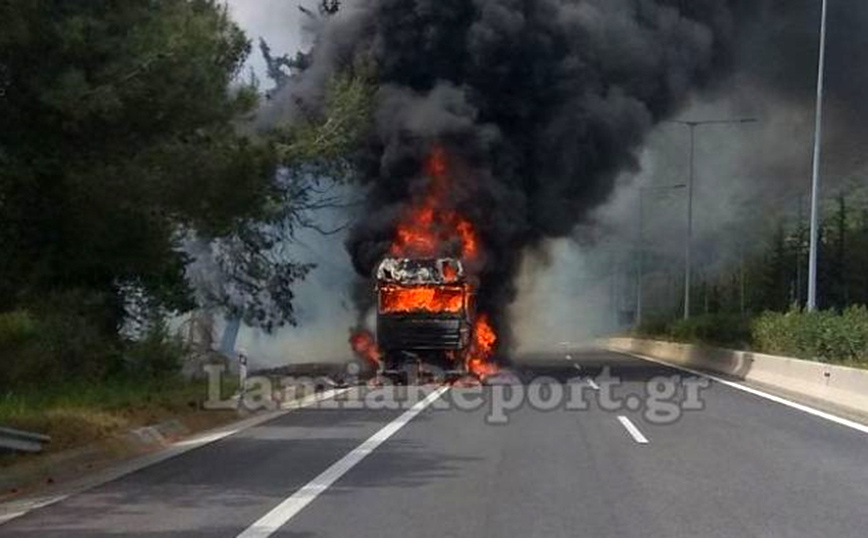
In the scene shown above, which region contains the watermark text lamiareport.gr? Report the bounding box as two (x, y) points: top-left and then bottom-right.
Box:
(203, 364), (710, 426)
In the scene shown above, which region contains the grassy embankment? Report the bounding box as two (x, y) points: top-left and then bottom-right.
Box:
(0, 377), (239, 463)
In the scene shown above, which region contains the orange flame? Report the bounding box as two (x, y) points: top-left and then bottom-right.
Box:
(380, 284), (468, 314)
(389, 147), (480, 261)
(350, 329), (382, 369)
(467, 314), (499, 378)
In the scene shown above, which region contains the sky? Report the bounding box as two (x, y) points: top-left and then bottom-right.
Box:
(225, 0), (316, 83)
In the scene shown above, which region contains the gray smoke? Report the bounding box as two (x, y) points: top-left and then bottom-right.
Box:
(539, 0), (868, 328)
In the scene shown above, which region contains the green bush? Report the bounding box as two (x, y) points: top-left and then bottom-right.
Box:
(634, 307), (868, 367)
(0, 303), (121, 389)
(124, 319), (186, 381)
(752, 306), (868, 365)
(0, 292), (188, 390)
(0, 311), (42, 387)
(668, 315), (752, 348)
(0, 311), (40, 347)
(634, 317), (669, 339)
(635, 314), (751, 349)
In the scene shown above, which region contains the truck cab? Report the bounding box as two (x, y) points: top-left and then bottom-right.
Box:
(375, 258), (475, 382)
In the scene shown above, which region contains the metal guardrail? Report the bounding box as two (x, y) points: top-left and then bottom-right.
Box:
(0, 426), (51, 453)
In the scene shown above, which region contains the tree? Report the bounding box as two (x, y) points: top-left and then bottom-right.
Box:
(0, 0), (377, 340)
(193, 53), (375, 331)
(319, 1), (342, 16)
(0, 0), (273, 332)
(826, 194), (850, 309)
(854, 209), (868, 305)
(759, 224), (792, 312)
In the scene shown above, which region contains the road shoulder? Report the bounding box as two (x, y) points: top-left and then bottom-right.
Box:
(0, 388), (347, 526)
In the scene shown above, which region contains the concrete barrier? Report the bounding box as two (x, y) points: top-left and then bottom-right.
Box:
(606, 337), (868, 416)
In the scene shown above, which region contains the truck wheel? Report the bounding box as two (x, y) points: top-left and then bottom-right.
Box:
(404, 361), (420, 386)
(386, 371), (407, 386)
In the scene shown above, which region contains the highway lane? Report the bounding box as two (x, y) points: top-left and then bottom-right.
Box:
(2, 349), (868, 537)
(278, 351), (868, 538)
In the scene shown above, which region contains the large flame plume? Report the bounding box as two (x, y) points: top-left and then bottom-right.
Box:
(389, 147), (480, 263)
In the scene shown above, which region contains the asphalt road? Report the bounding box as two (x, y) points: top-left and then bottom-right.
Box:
(2, 349), (868, 537)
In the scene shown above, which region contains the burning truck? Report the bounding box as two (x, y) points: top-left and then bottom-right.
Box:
(351, 147), (499, 384)
(375, 257), (473, 383)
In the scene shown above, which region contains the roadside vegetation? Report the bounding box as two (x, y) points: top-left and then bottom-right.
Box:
(635, 306), (868, 368)
(0, 0), (370, 453)
(634, 164), (868, 369)
(0, 308), (240, 459)
(0, 378), (229, 460)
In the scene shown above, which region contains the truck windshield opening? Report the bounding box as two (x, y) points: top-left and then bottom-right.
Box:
(379, 285), (466, 314)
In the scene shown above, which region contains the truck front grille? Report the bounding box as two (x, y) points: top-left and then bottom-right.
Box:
(377, 316), (469, 351)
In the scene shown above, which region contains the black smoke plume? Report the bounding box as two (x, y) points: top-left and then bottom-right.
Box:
(315, 0), (750, 351)
(283, 0), (787, 352)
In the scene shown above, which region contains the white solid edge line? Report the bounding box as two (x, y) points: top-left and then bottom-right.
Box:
(621, 350), (868, 436)
(173, 388), (351, 449)
(617, 416), (649, 444)
(0, 512), (27, 525)
(0, 388), (350, 526)
(280, 388), (351, 412)
(236, 386), (451, 538)
(586, 378), (600, 390)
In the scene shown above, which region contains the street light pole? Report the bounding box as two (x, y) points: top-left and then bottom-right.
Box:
(685, 125), (695, 321)
(807, 0), (829, 312)
(666, 118), (758, 320)
(636, 190), (645, 326)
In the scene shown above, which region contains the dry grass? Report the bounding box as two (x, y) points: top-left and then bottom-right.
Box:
(0, 376), (239, 465)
